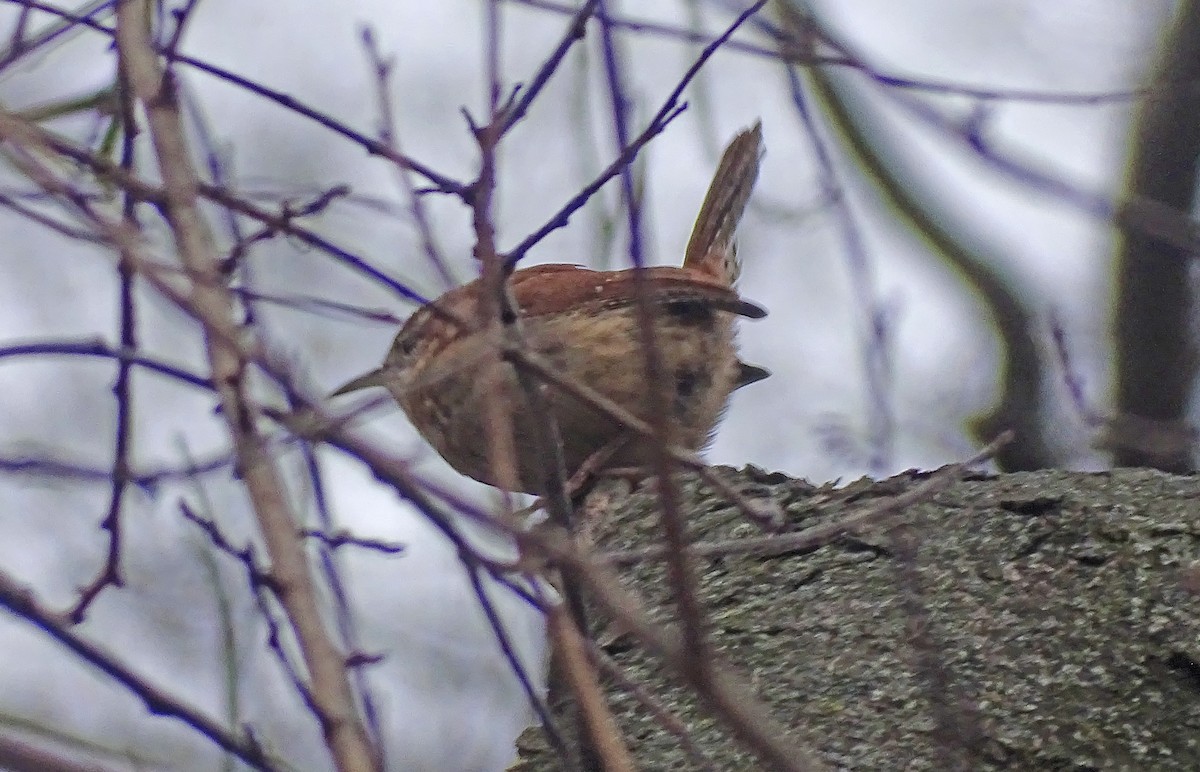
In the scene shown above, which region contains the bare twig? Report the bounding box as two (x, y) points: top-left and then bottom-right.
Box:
(0, 190), (103, 241)
(179, 500), (321, 721)
(0, 731), (127, 772)
(0, 0), (113, 72)
(360, 27), (456, 290)
(587, 640), (720, 772)
(295, 442), (387, 766)
(299, 528), (405, 554)
(534, 528), (825, 772)
(71, 56), (143, 619)
(0, 568), (278, 769)
(466, 561), (570, 759)
(793, 12), (1200, 256)
(548, 606), (636, 772)
(0, 108), (432, 307)
(595, 0), (709, 684)
(503, 0), (767, 266)
(513, 0), (1161, 105)
(498, 0), (599, 134)
(113, 4), (375, 769)
(0, 338), (211, 390)
(4, 0), (465, 196)
(601, 431), (1014, 567)
(468, 5), (597, 762)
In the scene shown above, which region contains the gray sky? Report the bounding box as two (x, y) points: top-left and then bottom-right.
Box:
(0, 0), (1175, 768)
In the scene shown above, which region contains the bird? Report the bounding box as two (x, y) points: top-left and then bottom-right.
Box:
(333, 123), (769, 495)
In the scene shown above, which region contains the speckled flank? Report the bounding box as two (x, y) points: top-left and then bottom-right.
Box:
(380, 299), (746, 493)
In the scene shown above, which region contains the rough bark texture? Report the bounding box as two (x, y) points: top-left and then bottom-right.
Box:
(512, 466), (1200, 770)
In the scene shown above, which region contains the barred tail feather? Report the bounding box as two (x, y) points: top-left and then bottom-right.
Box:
(683, 121), (763, 286)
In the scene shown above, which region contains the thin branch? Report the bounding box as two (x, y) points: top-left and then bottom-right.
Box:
(169, 51), (468, 195)
(302, 411), (828, 772)
(503, 0), (767, 266)
(295, 441), (386, 767)
(467, 5), (593, 760)
(71, 58), (144, 619)
(601, 431), (1013, 567)
(0, 190), (103, 242)
(595, 0), (708, 684)
(162, 0), (202, 56)
(360, 26), (456, 290)
(0, 568), (278, 769)
(465, 561), (571, 760)
(792, 12), (1200, 256)
(0, 0), (468, 196)
(548, 606), (635, 772)
(0, 0), (113, 72)
(0, 338), (211, 390)
(513, 0), (1169, 106)
(587, 640), (720, 772)
(0, 108), (432, 307)
(114, 4), (376, 768)
(0, 451), (228, 487)
(508, 0), (800, 66)
(299, 528), (405, 554)
(498, 0), (599, 134)
(180, 67), (265, 327)
(179, 500), (319, 717)
(0, 731), (127, 772)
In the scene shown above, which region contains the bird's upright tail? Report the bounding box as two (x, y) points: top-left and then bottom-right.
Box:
(682, 121), (763, 286)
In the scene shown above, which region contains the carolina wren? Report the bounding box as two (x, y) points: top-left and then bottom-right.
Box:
(334, 123), (769, 494)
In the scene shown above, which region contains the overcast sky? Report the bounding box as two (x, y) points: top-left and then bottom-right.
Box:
(0, 1), (1177, 768)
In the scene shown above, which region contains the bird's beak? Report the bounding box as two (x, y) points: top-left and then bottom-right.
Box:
(736, 361), (770, 389)
(329, 368), (386, 397)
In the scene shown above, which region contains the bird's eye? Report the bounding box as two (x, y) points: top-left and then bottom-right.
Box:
(396, 334), (418, 357)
